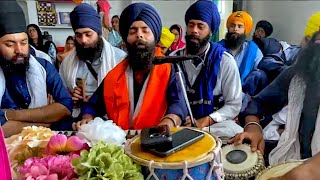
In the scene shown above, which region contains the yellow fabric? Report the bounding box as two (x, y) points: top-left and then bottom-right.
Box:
(130, 128), (216, 162)
(304, 12), (320, 37)
(227, 11), (253, 35)
(160, 27), (175, 48)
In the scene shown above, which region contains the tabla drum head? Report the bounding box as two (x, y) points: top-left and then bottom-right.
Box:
(222, 144), (265, 179)
(256, 161), (303, 180)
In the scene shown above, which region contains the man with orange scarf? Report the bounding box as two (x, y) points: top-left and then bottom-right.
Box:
(73, 2), (188, 130)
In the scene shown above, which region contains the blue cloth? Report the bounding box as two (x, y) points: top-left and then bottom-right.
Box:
(70, 3), (102, 35)
(239, 41), (259, 84)
(82, 64), (188, 123)
(0, 57), (73, 126)
(219, 40), (260, 83)
(119, 3), (162, 43)
(185, 0), (221, 34)
(108, 30), (123, 47)
(181, 42), (225, 119)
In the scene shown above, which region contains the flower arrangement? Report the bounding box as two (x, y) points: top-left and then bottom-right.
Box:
(72, 141), (143, 180)
(7, 119), (143, 180)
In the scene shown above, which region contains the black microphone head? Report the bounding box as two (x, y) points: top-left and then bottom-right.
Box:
(152, 55), (201, 64)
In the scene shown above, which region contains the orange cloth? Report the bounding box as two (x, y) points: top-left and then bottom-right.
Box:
(227, 11), (253, 35)
(103, 48), (171, 130)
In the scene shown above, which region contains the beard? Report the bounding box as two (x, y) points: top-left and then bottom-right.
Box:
(126, 39), (155, 71)
(75, 37), (103, 62)
(185, 34), (211, 55)
(295, 42), (320, 82)
(0, 53), (29, 74)
(224, 32), (246, 50)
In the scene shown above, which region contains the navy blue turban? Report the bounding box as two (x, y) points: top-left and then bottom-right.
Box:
(185, 0), (221, 35)
(70, 3), (102, 35)
(119, 3), (162, 43)
(0, 0), (26, 38)
(256, 20), (273, 37)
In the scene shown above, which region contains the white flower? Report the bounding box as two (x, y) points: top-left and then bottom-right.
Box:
(76, 117), (126, 147)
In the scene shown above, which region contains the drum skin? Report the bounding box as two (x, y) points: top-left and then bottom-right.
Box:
(256, 161), (304, 180)
(222, 144), (265, 180)
(125, 127), (221, 180)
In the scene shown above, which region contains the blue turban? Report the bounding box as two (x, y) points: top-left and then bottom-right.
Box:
(70, 3), (102, 35)
(185, 0), (221, 35)
(119, 3), (162, 43)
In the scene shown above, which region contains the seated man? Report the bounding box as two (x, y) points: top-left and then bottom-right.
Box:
(170, 0), (243, 137)
(219, 11), (267, 96)
(0, 1), (72, 137)
(232, 31), (320, 165)
(59, 3), (126, 118)
(252, 20), (273, 41)
(73, 3), (188, 130)
(158, 27), (175, 56)
(256, 38), (300, 83)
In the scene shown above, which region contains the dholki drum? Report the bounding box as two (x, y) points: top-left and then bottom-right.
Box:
(125, 128), (223, 180)
(256, 161), (303, 180)
(222, 144), (265, 180)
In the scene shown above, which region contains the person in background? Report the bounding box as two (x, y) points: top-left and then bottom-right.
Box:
(300, 11), (320, 48)
(256, 37), (300, 83)
(170, 0), (243, 137)
(108, 15), (123, 48)
(57, 36), (75, 65)
(253, 20), (273, 41)
(59, 3), (126, 119)
(73, 2), (188, 131)
(158, 27), (175, 55)
(97, 0), (111, 41)
(27, 24), (57, 63)
(219, 11), (267, 97)
(169, 24), (186, 51)
(0, 0), (72, 137)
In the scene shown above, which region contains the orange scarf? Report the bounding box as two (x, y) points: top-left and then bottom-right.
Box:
(103, 48), (171, 129)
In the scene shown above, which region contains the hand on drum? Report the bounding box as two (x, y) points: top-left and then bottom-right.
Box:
(185, 116), (213, 128)
(229, 125), (265, 154)
(72, 114), (94, 131)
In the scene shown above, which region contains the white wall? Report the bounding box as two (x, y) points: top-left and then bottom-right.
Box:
(242, 0), (320, 45)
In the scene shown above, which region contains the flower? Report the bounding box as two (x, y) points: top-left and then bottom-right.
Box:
(72, 141), (143, 180)
(5, 126), (55, 176)
(45, 134), (86, 155)
(20, 155), (79, 180)
(76, 117), (126, 147)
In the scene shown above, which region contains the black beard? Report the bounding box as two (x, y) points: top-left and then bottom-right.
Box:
(0, 54), (29, 74)
(225, 32), (246, 49)
(185, 34), (210, 55)
(126, 40), (155, 71)
(295, 42), (320, 82)
(75, 37), (103, 62)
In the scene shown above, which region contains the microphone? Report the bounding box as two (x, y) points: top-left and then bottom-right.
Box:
(152, 55), (201, 65)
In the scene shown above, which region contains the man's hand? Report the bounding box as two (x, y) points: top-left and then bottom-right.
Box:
(185, 116), (213, 129)
(72, 87), (84, 102)
(47, 94), (55, 104)
(229, 124), (265, 154)
(72, 114), (94, 131)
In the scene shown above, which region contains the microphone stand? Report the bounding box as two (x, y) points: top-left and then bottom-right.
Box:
(173, 63), (197, 128)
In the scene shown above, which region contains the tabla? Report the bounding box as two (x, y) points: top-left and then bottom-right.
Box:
(125, 128), (223, 180)
(255, 161), (303, 180)
(222, 144), (265, 179)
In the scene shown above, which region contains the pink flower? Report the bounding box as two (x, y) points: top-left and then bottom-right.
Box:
(45, 134), (86, 155)
(20, 155), (78, 180)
